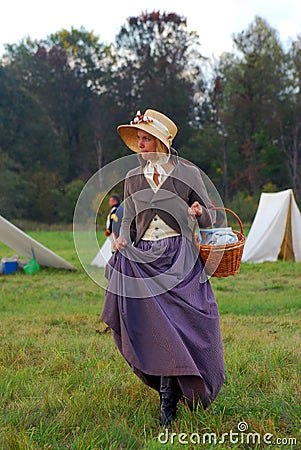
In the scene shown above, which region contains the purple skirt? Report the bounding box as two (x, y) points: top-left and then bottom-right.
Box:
(102, 236), (225, 408)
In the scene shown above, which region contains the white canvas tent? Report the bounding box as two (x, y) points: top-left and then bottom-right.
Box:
(242, 189), (301, 263)
(91, 237), (112, 267)
(0, 215), (76, 270)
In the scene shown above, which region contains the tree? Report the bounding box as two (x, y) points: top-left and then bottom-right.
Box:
(3, 29), (115, 181)
(113, 11), (205, 151)
(275, 37), (301, 200)
(235, 17), (287, 191)
(0, 63), (66, 221)
(0, 30), (116, 219)
(217, 17), (286, 196)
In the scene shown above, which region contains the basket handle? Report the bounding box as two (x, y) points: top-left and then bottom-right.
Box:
(211, 207), (244, 235)
(192, 206), (244, 235)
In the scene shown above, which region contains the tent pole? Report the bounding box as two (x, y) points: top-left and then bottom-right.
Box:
(281, 194), (292, 261)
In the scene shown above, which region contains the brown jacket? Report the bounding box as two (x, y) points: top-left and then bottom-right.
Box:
(119, 150), (216, 245)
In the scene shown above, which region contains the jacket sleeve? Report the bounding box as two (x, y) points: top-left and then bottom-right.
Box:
(111, 205), (124, 238)
(119, 175), (137, 243)
(107, 209), (114, 233)
(189, 167), (216, 228)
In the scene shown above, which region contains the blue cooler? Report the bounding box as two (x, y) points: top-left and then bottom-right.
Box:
(3, 261), (18, 275)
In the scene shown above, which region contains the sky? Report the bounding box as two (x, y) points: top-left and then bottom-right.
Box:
(1, 0), (301, 58)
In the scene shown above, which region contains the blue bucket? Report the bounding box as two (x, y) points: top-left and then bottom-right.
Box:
(3, 261), (18, 275)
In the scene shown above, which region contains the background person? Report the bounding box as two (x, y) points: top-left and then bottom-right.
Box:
(105, 195), (124, 253)
(102, 109), (225, 426)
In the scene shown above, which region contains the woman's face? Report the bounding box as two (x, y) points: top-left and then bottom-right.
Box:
(137, 130), (157, 161)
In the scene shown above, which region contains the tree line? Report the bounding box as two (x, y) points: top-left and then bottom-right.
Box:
(0, 12), (300, 224)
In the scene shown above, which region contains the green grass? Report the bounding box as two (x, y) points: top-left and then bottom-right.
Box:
(0, 232), (300, 449)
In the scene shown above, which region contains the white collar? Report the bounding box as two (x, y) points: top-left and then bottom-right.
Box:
(144, 156), (170, 191)
(146, 154), (170, 170)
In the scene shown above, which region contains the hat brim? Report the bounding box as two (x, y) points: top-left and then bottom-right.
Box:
(117, 123), (170, 153)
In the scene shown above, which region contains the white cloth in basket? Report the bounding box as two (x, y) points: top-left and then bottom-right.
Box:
(199, 228), (238, 245)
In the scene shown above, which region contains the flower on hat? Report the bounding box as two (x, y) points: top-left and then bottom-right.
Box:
(130, 110), (154, 125)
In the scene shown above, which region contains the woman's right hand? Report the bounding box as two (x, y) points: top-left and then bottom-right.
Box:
(188, 201), (203, 217)
(114, 236), (128, 251)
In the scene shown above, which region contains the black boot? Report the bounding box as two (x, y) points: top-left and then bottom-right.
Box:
(159, 376), (180, 426)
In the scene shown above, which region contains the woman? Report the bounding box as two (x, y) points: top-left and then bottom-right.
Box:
(102, 109), (225, 426)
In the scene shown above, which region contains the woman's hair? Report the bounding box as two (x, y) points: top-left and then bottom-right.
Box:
(156, 138), (168, 154)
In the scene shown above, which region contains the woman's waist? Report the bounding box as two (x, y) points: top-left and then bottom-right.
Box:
(141, 214), (180, 241)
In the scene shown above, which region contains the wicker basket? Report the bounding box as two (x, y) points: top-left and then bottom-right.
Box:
(196, 207), (246, 277)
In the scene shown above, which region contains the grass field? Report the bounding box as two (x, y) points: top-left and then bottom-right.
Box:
(0, 231), (300, 449)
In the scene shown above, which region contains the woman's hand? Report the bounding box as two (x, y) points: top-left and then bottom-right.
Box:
(113, 236), (128, 251)
(188, 201), (203, 217)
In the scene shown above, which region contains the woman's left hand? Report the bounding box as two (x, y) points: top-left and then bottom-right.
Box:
(188, 201), (203, 217)
(113, 236), (128, 251)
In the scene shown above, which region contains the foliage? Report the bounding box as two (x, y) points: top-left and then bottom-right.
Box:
(56, 179), (86, 223)
(200, 17), (290, 202)
(0, 13), (301, 222)
(225, 191), (260, 224)
(0, 153), (34, 219)
(114, 11), (205, 150)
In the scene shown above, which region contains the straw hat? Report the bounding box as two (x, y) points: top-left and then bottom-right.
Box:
(117, 109), (178, 153)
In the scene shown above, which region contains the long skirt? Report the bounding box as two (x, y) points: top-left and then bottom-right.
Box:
(101, 236), (225, 409)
